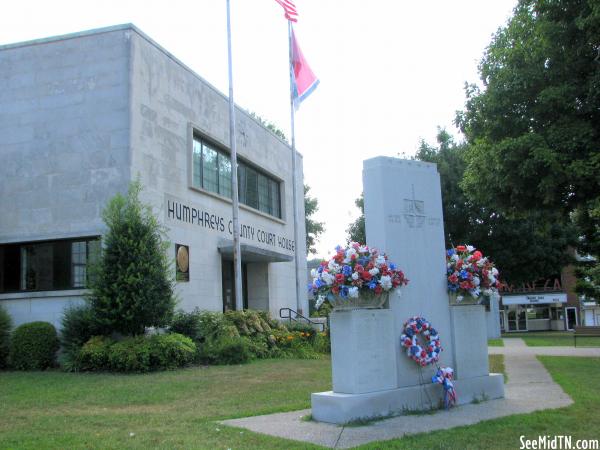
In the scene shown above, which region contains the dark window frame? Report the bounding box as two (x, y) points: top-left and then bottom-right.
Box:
(0, 236), (100, 294)
(191, 134), (282, 219)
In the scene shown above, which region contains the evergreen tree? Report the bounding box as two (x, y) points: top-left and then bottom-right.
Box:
(89, 182), (176, 335)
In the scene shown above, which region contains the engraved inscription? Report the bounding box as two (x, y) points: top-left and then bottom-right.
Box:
(403, 184), (426, 228)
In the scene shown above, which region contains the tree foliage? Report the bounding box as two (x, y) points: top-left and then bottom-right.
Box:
(416, 129), (576, 286)
(456, 0), (599, 296)
(89, 182), (176, 335)
(346, 193), (366, 245)
(304, 185), (325, 254)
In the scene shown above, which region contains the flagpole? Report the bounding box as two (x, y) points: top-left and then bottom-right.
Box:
(287, 21), (302, 314)
(226, 0), (244, 311)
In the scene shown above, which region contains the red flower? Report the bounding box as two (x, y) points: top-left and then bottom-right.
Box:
(361, 271), (372, 281)
(335, 273), (345, 284)
(473, 250), (483, 260)
(374, 285), (383, 294)
(456, 245), (466, 252)
(332, 285), (340, 294)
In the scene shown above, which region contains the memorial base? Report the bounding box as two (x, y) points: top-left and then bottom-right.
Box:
(311, 373), (505, 424)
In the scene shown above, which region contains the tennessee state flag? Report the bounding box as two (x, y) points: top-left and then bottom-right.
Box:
(291, 28), (319, 109)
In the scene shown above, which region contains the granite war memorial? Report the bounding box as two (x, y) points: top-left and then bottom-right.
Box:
(311, 157), (504, 424)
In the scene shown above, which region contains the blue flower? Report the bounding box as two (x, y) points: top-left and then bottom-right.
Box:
(315, 279), (324, 289)
(459, 270), (468, 280)
(340, 286), (349, 298)
(405, 328), (414, 337)
(342, 265), (352, 277)
(447, 249), (456, 256)
(389, 263), (397, 270)
(335, 245), (342, 252)
(368, 280), (377, 290)
(317, 266), (324, 274)
(358, 257), (369, 266)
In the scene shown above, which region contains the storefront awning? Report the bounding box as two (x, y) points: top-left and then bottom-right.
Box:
(502, 292), (567, 305)
(218, 240), (293, 263)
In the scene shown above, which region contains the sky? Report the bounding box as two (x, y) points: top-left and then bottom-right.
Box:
(0, 0), (517, 258)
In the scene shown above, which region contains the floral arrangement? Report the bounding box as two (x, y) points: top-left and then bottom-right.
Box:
(446, 245), (501, 302)
(310, 242), (408, 309)
(431, 366), (457, 409)
(400, 316), (441, 366)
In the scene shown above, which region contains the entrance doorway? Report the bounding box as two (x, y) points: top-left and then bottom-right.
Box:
(221, 260), (248, 312)
(507, 305), (527, 332)
(565, 307), (577, 331)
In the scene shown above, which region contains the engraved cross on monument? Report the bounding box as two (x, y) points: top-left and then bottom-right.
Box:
(311, 157), (504, 424)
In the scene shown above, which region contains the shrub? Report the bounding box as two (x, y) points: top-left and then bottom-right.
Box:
(149, 333), (196, 369)
(89, 181), (176, 335)
(10, 322), (59, 370)
(78, 336), (113, 371)
(200, 336), (251, 365)
(170, 309), (204, 342)
(60, 304), (107, 361)
(108, 336), (151, 372)
(0, 305), (12, 369)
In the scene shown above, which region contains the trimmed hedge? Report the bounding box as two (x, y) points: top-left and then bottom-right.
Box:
(10, 322), (59, 370)
(60, 303), (107, 370)
(75, 333), (196, 372)
(0, 305), (11, 369)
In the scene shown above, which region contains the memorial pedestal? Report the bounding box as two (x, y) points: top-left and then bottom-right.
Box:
(329, 309), (396, 394)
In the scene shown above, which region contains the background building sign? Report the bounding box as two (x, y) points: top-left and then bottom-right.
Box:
(502, 292), (567, 305)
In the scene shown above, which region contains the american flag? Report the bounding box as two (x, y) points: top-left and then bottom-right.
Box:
(274, 0), (298, 22)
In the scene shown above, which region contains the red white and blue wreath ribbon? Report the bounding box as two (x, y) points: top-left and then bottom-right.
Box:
(432, 366), (457, 409)
(400, 316), (442, 367)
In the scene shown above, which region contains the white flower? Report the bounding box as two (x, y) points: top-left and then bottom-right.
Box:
(315, 295), (326, 309)
(369, 268), (379, 276)
(483, 289), (492, 297)
(348, 287), (359, 298)
(310, 269), (317, 278)
(491, 267), (499, 276)
(380, 275), (392, 290)
(470, 287), (481, 298)
(376, 255), (386, 267)
(451, 254), (459, 262)
(346, 247), (357, 259)
(321, 272), (334, 285)
(456, 295), (464, 303)
(477, 258), (487, 267)
(466, 245), (475, 252)
(359, 245), (369, 253)
(473, 276), (480, 286)
(328, 260), (340, 272)
(488, 273), (496, 284)
(351, 272), (359, 280)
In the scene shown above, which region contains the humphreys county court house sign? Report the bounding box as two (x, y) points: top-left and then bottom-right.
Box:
(164, 195), (296, 253)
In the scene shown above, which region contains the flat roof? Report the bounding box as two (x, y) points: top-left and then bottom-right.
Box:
(0, 23), (300, 155)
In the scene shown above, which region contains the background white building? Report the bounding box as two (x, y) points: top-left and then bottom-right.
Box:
(0, 24), (308, 329)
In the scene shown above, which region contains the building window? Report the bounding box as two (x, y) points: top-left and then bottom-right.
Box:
(0, 237), (100, 293)
(191, 135), (282, 219)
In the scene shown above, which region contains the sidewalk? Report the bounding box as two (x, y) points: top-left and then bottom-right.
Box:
(221, 338), (575, 448)
(489, 338), (600, 357)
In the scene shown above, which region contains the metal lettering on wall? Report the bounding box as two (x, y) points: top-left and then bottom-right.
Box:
(387, 184), (441, 228)
(165, 195), (295, 253)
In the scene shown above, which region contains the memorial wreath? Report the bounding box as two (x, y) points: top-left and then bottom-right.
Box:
(400, 316), (441, 366)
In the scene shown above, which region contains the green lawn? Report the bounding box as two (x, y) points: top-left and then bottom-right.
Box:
(489, 354), (506, 383)
(488, 338), (504, 347)
(503, 331), (600, 347)
(0, 356), (598, 449)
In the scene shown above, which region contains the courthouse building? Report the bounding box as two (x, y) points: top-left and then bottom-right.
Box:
(0, 24), (308, 328)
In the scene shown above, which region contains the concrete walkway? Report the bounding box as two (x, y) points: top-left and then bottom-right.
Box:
(221, 338), (582, 448)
